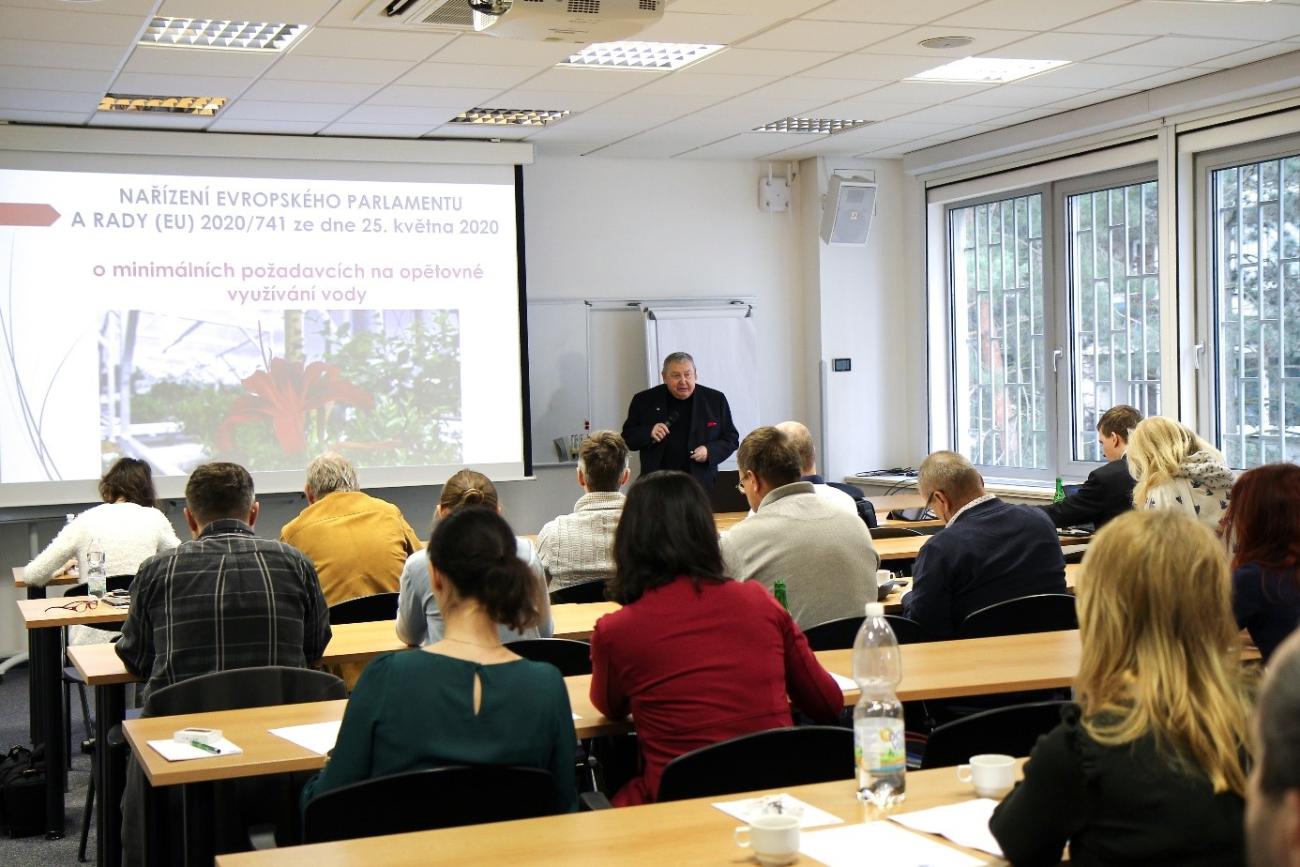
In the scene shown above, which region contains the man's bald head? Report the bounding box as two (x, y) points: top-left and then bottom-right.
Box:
(917, 451), (985, 518)
(776, 421), (816, 475)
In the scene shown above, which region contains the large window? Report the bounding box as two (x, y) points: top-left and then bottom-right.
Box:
(1211, 153), (1300, 467)
(946, 174), (1162, 476)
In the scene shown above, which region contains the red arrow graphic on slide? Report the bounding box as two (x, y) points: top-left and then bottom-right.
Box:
(0, 203), (61, 226)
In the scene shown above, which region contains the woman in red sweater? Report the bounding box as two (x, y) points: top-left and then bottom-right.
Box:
(589, 470), (843, 806)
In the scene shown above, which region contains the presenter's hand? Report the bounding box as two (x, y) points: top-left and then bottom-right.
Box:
(690, 446), (708, 463)
(651, 423), (670, 442)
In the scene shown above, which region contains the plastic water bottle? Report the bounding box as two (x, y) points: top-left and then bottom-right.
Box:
(86, 537), (107, 597)
(853, 602), (905, 807)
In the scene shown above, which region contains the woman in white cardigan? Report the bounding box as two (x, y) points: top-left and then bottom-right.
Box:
(24, 458), (180, 588)
(1127, 417), (1234, 534)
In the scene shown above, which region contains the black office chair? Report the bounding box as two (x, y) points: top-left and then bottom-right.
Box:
(505, 638), (592, 677)
(301, 766), (559, 844)
(871, 526), (925, 539)
(655, 726), (853, 802)
(549, 580), (608, 605)
(121, 666), (347, 859)
(920, 701), (1068, 769)
(956, 594), (1078, 640)
(328, 592), (399, 625)
(801, 615), (924, 651)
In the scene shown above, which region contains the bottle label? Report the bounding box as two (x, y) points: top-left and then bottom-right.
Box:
(855, 718), (905, 774)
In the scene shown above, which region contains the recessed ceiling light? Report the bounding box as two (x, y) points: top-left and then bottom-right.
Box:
(755, 117), (873, 135)
(918, 35), (975, 50)
(139, 18), (307, 52)
(559, 41), (726, 71)
(908, 57), (1070, 84)
(98, 94), (227, 116)
(1153, 0), (1271, 4)
(450, 108), (570, 127)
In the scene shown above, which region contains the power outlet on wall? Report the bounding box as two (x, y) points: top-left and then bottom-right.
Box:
(758, 176), (791, 213)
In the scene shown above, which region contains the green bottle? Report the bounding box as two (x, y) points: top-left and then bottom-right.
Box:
(773, 579), (789, 610)
(1053, 477), (1066, 503)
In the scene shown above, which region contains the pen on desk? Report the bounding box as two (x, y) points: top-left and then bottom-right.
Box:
(189, 740), (220, 754)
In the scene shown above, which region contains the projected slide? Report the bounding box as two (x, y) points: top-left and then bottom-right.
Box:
(0, 167), (523, 503)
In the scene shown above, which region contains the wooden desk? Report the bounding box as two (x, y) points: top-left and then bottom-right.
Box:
(214, 767), (1020, 866)
(12, 565), (81, 589)
(551, 601), (620, 639)
(714, 511), (944, 535)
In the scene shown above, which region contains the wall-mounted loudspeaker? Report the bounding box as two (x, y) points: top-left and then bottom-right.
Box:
(820, 175), (877, 246)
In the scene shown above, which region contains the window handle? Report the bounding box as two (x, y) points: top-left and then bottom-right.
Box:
(1051, 348), (1064, 373)
(1193, 343), (1205, 370)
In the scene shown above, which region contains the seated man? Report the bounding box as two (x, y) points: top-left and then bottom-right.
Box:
(1041, 404), (1142, 531)
(280, 452), (422, 604)
(904, 451), (1066, 640)
(537, 430), (629, 591)
(1248, 629), (1300, 867)
(776, 420), (876, 527)
(720, 426), (880, 629)
(116, 461), (332, 700)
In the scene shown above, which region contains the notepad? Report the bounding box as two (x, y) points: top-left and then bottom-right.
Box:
(829, 672), (857, 692)
(800, 821), (987, 866)
(269, 721), (342, 755)
(148, 738), (243, 762)
(712, 793), (843, 829)
(890, 798), (1004, 857)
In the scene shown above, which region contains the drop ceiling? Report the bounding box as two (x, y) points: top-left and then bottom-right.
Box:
(2, 0), (1300, 160)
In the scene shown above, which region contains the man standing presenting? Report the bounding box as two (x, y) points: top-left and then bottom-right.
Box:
(1041, 404), (1142, 530)
(621, 352), (739, 493)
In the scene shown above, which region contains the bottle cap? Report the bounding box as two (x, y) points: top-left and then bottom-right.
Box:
(864, 602), (885, 617)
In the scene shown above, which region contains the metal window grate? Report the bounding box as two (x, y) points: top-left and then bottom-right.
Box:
(949, 194), (1048, 469)
(1066, 181), (1162, 462)
(1212, 154), (1300, 467)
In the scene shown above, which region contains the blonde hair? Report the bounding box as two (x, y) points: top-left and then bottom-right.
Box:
(1127, 417), (1223, 507)
(1075, 509), (1250, 796)
(439, 469), (499, 513)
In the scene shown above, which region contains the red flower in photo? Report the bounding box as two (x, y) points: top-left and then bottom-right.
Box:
(216, 357), (374, 455)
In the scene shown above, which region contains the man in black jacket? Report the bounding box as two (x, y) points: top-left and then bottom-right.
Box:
(1041, 404), (1143, 530)
(621, 352), (739, 492)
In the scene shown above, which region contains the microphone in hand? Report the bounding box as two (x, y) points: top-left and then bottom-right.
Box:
(664, 409), (679, 429)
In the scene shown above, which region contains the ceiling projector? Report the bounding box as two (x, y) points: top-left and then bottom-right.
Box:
(470, 0), (666, 43)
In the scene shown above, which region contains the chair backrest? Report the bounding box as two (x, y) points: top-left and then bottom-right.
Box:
(802, 616), (864, 651)
(548, 580), (607, 605)
(921, 701), (1068, 769)
(143, 666), (346, 717)
(303, 766), (558, 844)
(656, 726), (853, 802)
(67, 574), (133, 597)
(883, 615), (925, 646)
(871, 526), (925, 539)
(328, 592), (400, 625)
(504, 638), (592, 677)
(956, 594), (1078, 640)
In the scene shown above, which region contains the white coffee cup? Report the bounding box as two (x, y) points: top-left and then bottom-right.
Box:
(734, 813), (800, 866)
(876, 569), (894, 588)
(957, 753), (1016, 798)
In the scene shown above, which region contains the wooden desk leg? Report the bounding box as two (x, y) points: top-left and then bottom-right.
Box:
(34, 627), (66, 838)
(182, 781), (214, 867)
(93, 683), (125, 867)
(26, 584), (47, 743)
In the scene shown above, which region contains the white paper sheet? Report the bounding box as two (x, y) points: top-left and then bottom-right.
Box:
(829, 672), (857, 692)
(268, 721), (342, 756)
(890, 798), (1004, 857)
(711, 793), (844, 830)
(147, 738), (243, 762)
(573, 713), (581, 720)
(800, 821), (988, 867)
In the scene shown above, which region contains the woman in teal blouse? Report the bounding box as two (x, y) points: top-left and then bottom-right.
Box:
(301, 507), (579, 813)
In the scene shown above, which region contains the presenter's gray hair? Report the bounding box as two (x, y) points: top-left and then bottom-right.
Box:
(1258, 631), (1300, 796)
(662, 352), (695, 373)
(918, 450), (984, 501)
(306, 452), (359, 499)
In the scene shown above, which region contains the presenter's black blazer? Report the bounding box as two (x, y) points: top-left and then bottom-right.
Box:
(621, 383), (739, 492)
(1040, 455), (1136, 530)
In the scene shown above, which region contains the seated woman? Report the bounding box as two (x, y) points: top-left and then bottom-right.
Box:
(396, 469), (552, 645)
(1220, 463), (1300, 663)
(1126, 416), (1234, 532)
(24, 457), (180, 587)
(590, 470), (842, 807)
(302, 506), (578, 812)
(990, 509), (1251, 866)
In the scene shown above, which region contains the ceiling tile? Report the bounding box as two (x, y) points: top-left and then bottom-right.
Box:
(206, 119), (327, 134)
(428, 124), (534, 141)
(950, 83), (1095, 107)
(0, 38), (126, 72)
(633, 12), (783, 45)
(317, 122), (433, 137)
(335, 104), (462, 126)
(240, 80), (379, 103)
(689, 48), (840, 76)
(1016, 61), (1180, 89)
(804, 0), (988, 25)
(429, 35), (577, 67)
(395, 62), (539, 90)
(1119, 66), (1217, 90)
(291, 27), (453, 61)
(523, 67), (660, 94)
(746, 76), (878, 103)
(857, 80), (996, 104)
(938, 0), (1129, 31)
(155, 0), (335, 25)
(676, 134), (796, 160)
(121, 46), (278, 78)
(1065, 1), (1300, 42)
(670, 0), (823, 14)
(989, 31), (1154, 62)
(0, 64), (113, 92)
(739, 20), (913, 53)
(0, 6), (144, 46)
(1195, 42), (1300, 70)
(863, 26), (1036, 58)
(110, 72), (253, 97)
(368, 84), (510, 108)
(801, 52), (956, 81)
(892, 102), (1020, 125)
(217, 99), (350, 122)
(0, 87), (99, 112)
(481, 89), (611, 112)
(0, 0), (157, 13)
(0, 107), (92, 124)
(262, 55), (415, 85)
(1090, 35), (1265, 68)
(807, 98), (944, 121)
(637, 72), (774, 98)
(89, 110), (212, 130)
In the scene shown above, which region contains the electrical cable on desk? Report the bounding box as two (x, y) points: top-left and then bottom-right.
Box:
(853, 467), (915, 478)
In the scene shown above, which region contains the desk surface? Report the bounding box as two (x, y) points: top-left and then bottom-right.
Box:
(214, 766), (1017, 867)
(12, 565), (80, 589)
(17, 595), (129, 629)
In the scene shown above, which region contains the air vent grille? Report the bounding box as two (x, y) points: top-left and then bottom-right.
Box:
(639, 0), (657, 9)
(568, 0), (600, 13)
(422, 1), (475, 26)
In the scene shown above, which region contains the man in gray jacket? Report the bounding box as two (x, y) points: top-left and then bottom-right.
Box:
(720, 426), (880, 629)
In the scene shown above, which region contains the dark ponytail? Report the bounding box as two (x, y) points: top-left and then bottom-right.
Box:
(427, 507), (540, 632)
